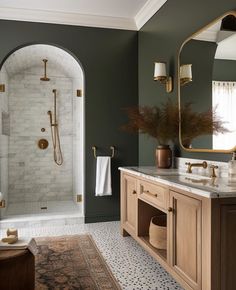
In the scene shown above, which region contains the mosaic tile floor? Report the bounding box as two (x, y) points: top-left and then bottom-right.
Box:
(0, 221), (183, 290)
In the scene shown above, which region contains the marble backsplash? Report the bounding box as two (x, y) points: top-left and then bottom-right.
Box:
(175, 157), (229, 178)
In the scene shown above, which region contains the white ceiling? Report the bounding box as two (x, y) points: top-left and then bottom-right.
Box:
(3, 44), (83, 79)
(193, 18), (236, 61)
(193, 22), (221, 42)
(0, 0), (168, 30)
(0, 0), (146, 18)
(215, 33), (236, 61)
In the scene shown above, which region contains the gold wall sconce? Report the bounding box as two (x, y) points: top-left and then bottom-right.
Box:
(0, 84), (5, 92)
(154, 62), (173, 93)
(180, 64), (192, 86)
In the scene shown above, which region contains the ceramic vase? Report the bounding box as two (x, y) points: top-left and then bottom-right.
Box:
(155, 145), (172, 168)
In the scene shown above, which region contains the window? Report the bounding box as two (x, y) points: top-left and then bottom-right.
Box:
(212, 81), (236, 149)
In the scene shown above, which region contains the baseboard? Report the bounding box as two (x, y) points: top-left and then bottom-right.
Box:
(85, 215), (120, 223)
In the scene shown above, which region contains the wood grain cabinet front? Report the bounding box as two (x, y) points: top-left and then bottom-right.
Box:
(120, 171), (236, 290)
(120, 173), (137, 236)
(138, 179), (168, 210)
(212, 199), (236, 290)
(169, 190), (202, 290)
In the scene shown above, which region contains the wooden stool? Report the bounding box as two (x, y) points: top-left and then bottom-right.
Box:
(0, 249), (35, 290)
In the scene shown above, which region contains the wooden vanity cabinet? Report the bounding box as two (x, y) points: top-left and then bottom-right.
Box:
(211, 198), (236, 290)
(120, 171), (236, 290)
(169, 190), (202, 290)
(120, 174), (138, 237)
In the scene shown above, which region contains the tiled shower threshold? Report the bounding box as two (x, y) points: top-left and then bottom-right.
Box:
(0, 200), (84, 229)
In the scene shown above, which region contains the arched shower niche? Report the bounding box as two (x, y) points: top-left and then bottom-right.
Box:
(0, 44), (84, 226)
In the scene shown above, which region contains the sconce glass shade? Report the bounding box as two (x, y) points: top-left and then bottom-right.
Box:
(180, 64), (192, 85)
(154, 62), (167, 81)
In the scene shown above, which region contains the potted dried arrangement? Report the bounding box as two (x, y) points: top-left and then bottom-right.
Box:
(121, 99), (228, 168)
(180, 103), (228, 148)
(121, 99), (178, 168)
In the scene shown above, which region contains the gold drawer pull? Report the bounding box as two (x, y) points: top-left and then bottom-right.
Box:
(143, 190), (158, 197)
(132, 190), (137, 195)
(168, 207), (173, 212)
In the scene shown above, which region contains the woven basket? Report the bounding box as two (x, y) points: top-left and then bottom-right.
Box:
(149, 215), (167, 250)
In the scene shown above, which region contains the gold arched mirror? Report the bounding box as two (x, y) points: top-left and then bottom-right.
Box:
(178, 11), (236, 153)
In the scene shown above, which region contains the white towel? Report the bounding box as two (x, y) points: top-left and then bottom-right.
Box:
(95, 156), (112, 196)
(0, 237), (38, 255)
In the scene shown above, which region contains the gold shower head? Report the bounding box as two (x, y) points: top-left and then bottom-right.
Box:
(40, 59), (50, 81)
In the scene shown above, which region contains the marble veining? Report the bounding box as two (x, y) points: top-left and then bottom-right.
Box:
(0, 44), (84, 218)
(0, 200), (84, 229)
(119, 165), (236, 198)
(175, 157), (229, 178)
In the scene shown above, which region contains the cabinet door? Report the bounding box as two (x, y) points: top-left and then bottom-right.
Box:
(169, 190), (201, 290)
(220, 205), (236, 290)
(121, 174), (137, 236)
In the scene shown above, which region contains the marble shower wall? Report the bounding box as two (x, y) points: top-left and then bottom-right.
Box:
(0, 66), (9, 216)
(8, 67), (75, 203)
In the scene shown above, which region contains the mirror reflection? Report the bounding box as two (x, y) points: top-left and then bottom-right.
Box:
(179, 13), (236, 151)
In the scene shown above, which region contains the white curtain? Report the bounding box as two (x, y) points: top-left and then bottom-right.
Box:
(212, 81), (236, 150)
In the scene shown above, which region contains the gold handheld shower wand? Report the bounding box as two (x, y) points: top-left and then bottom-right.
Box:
(48, 89), (63, 165)
(47, 110), (52, 124)
(40, 59), (50, 81)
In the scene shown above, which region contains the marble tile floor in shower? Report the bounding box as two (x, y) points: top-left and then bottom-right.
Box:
(0, 221), (182, 290)
(0, 200), (83, 229)
(6, 200), (81, 216)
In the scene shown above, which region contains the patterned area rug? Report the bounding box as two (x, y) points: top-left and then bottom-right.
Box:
(35, 235), (121, 290)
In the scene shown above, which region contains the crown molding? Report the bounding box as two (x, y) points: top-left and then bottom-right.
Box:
(135, 0), (167, 30)
(0, 7), (137, 31)
(0, 1), (168, 31)
(193, 30), (217, 42)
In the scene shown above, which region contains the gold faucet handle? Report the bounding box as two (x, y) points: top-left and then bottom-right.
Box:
(202, 161), (208, 169)
(210, 165), (218, 178)
(185, 162), (192, 173)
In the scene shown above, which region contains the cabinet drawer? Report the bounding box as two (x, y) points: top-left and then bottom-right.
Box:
(138, 180), (168, 210)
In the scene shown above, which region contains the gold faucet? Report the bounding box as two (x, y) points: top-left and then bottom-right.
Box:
(185, 161), (208, 173)
(210, 165), (218, 178)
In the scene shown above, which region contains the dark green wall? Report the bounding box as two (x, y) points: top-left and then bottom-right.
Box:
(180, 39), (217, 149)
(213, 59), (236, 81)
(139, 0), (236, 164)
(0, 20), (138, 222)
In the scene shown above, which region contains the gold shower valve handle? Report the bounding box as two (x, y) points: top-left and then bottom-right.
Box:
(38, 139), (49, 150)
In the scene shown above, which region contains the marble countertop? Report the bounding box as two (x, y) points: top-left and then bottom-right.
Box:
(119, 166), (236, 198)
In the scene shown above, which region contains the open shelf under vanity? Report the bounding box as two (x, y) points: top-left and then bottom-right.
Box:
(137, 198), (167, 262)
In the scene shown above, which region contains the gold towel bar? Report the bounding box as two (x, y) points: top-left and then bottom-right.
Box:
(92, 146), (115, 158)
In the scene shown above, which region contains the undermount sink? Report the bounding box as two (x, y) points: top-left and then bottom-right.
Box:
(151, 171), (211, 180)
(178, 173), (211, 181)
(179, 175), (211, 185)
(128, 167), (214, 187)
(125, 167), (236, 194)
